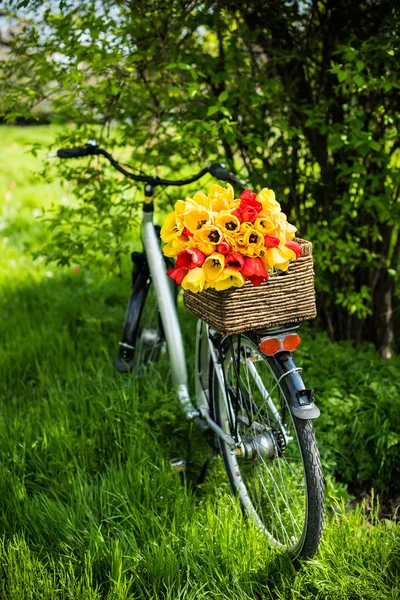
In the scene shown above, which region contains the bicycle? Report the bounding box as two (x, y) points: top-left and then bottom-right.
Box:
(52, 141), (324, 561)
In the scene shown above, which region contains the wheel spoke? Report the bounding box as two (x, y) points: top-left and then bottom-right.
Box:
(133, 286), (163, 371)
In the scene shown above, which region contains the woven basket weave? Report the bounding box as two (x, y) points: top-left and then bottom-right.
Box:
(183, 237), (316, 334)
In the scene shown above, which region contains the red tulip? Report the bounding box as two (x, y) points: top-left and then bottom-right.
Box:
(240, 189), (262, 213)
(241, 257), (269, 286)
(232, 208), (243, 223)
(285, 239), (302, 259)
(176, 248), (206, 269)
(217, 241), (231, 255)
(248, 274), (268, 286)
(167, 266), (188, 285)
(264, 235), (280, 248)
(240, 189), (257, 204)
(225, 252), (245, 271)
(183, 227), (194, 237)
(240, 205), (257, 223)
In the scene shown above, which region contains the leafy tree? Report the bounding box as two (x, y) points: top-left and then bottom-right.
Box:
(1, 0), (400, 357)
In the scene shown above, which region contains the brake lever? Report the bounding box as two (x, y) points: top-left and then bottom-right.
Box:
(229, 173), (247, 187)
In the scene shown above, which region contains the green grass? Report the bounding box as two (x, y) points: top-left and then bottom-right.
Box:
(0, 125), (399, 599)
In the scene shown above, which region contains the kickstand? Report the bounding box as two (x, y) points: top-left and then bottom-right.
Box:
(195, 448), (218, 488)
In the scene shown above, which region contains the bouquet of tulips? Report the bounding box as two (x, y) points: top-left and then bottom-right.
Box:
(161, 184), (301, 293)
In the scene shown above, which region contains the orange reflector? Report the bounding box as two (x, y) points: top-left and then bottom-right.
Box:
(282, 333), (301, 351)
(259, 338), (280, 356)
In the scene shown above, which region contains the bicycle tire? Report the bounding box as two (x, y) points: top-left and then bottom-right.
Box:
(210, 333), (324, 560)
(131, 282), (165, 371)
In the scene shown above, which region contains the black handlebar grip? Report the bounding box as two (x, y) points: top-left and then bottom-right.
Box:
(57, 146), (98, 159)
(208, 161), (246, 187)
(208, 162), (231, 181)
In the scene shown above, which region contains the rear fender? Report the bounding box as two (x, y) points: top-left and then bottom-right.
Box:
(114, 263), (151, 372)
(272, 351), (320, 420)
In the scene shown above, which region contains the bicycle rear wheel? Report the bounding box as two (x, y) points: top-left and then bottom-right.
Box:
(210, 334), (324, 560)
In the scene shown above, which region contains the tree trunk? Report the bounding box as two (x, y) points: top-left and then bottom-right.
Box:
(372, 270), (395, 359)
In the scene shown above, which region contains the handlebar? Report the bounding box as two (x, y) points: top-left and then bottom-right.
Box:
(56, 146), (98, 159)
(51, 142), (247, 189)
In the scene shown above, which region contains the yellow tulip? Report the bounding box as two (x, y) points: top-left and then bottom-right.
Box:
(229, 198), (241, 210)
(174, 201), (186, 227)
(256, 188), (281, 215)
(215, 211), (241, 235)
(187, 238), (216, 256)
(234, 232), (246, 246)
(274, 213), (290, 243)
(192, 191), (212, 209)
(194, 224), (223, 245)
(257, 247), (271, 268)
(161, 212), (184, 242)
(175, 200), (186, 216)
(239, 222), (253, 234)
(211, 197), (229, 212)
(183, 200), (212, 233)
(202, 252), (225, 281)
(163, 242), (178, 258)
(209, 183), (234, 204)
(181, 267), (206, 293)
(214, 268), (245, 291)
(244, 228), (264, 251)
(263, 245), (296, 272)
(163, 236), (190, 257)
(285, 222), (297, 240)
(277, 230), (287, 244)
(223, 234), (238, 252)
(254, 217), (276, 236)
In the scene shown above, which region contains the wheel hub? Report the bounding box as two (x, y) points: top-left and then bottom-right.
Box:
(140, 328), (160, 345)
(237, 430), (276, 460)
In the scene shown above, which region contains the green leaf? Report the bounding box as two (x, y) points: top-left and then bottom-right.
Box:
(369, 140), (381, 152)
(207, 105), (219, 117)
(356, 60), (365, 72)
(219, 106), (232, 117)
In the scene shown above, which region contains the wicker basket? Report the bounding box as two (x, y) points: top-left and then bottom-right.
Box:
(183, 238), (316, 334)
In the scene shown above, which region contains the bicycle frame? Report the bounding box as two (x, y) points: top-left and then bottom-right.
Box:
(142, 208), (199, 420)
(141, 199), (242, 449)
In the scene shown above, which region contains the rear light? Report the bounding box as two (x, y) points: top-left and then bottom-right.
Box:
(282, 333), (301, 351)
(259, 338), (280, 356)
(259, 332), (301, 356)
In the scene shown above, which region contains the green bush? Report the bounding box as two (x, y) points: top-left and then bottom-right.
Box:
(299, 328), (400, 497)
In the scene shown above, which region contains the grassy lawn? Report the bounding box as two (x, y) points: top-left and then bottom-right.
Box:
(0, 126), (399, 599)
